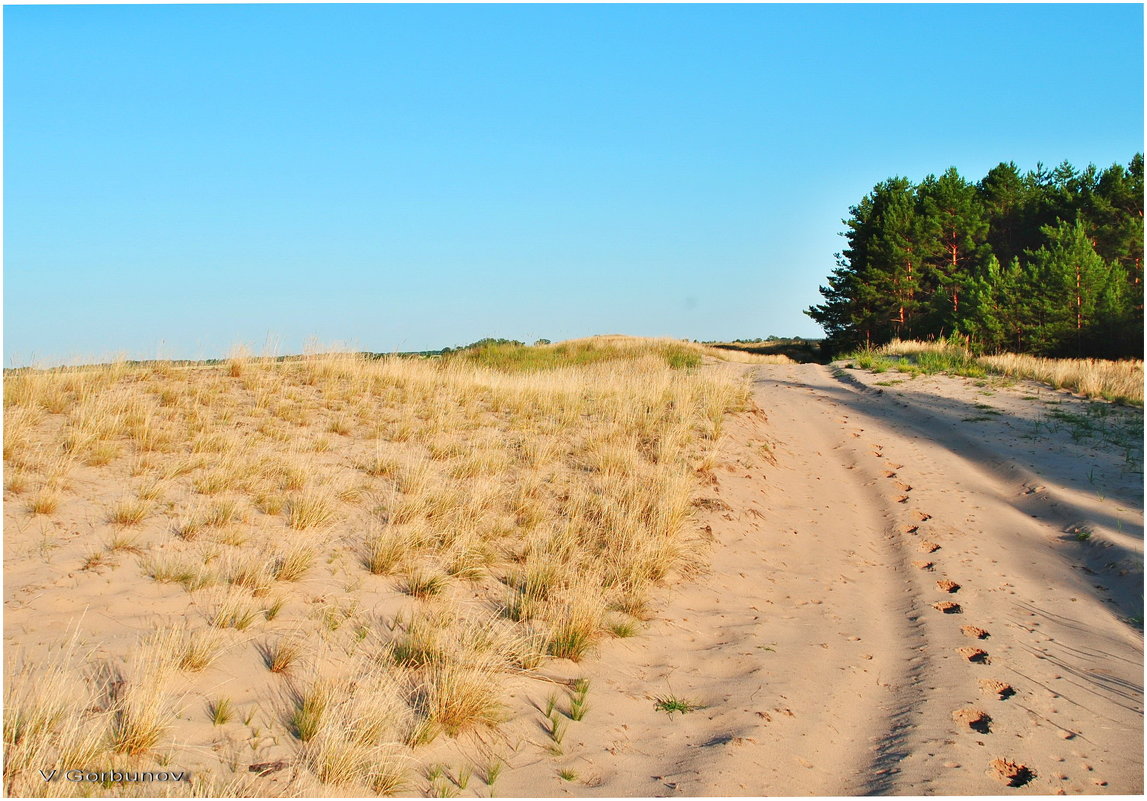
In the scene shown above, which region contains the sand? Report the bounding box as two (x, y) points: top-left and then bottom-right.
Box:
(495, 361), (1143, 796)
(5, 360), (1142, 796)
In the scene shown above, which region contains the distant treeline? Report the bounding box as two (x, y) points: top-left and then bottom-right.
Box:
(806, 155), (1144, 359)
(703, 337), (824, 363)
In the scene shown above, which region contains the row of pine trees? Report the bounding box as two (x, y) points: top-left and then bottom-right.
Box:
(806, 155), (1143, 359)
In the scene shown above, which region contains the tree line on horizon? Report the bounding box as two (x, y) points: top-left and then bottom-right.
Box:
(806, 155), (1143, 359)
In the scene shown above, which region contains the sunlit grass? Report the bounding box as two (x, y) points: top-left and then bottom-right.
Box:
(848, 339), (1143, 405)
(2, 336), (755, 794)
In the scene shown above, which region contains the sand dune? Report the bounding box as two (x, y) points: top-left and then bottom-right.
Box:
(497, 361), (1142, 796)
(4, 357), (1141, 796)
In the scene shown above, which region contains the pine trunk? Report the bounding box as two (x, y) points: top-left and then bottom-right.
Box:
(1076, 262), (1082, 330)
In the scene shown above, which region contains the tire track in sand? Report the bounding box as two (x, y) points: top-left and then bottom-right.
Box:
(714, 362), (935, 794)
(498, 361), (1140, 796)
(814, 362), (1140, 794)
(502, 364), (933, 796)
(699, 361), (1139, 794)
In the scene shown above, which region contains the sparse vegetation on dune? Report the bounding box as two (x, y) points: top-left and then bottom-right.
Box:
(843, 338), (1143, 405)
(978, 352), (1143, 406)
(446, 335), (797, 370)
(3, 336), (753, 796)
(702, 337), (821, 364)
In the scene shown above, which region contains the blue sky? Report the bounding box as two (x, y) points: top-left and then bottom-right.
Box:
(4, 3), (1143, 365)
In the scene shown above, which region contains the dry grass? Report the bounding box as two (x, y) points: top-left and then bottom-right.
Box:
(142, 551), (218, 591)
(26, 488), (60, 516)
(4, 642), (107, 797)
(271, 538), (315, 582)
(874, 339), (960, 357)
(3, 336), (754, 794)
(108, 647), (175, 757)
(259, 635), (306, 674)
(207, 588), (261, 630)
(400, 567), (449, 599)
(286, 487), (339, 530)
(107, 496), (151, 527)
(295, 666), (412, 791)
(362, 523), (415, 575)
(223, 549), (274, 596)
(979, 352), (1143, 405)
(171, 627), (229, 672)
(417, 654), (504, 737)
(555, 335), (795, 365)
(876, 339), (1143, 404)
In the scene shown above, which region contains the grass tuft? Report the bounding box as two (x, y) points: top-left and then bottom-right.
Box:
(106, 497), (151, 527)
(26, 489), (60, 516)
(258, 636), (305, 674)
(208, 589), (260, 630)
(271, 540), (315, 582)
(401, 568), (448, 599)
(208, 696), (233, 726)
(173, 628), (228, 671)
(654, 694), (704, 716)
(287, 488), (339, 529)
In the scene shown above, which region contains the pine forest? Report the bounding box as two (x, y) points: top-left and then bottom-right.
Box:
(806, 155), (1144, 359)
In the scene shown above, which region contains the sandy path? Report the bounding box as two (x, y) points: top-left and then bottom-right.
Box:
(500, 362), (1142, 796)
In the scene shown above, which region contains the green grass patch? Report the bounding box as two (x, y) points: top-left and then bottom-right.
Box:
(914, 350), (987, 377)
(653, 694), (704, 716)
(446, 339), (701, 372)
(846, 352), (893, 373)
(843, 348), (986, 379)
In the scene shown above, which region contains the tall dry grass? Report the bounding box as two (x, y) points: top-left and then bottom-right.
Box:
(556, 335), (795, 365)
(3, 337), (754, 795)
(874, 339), (961, 357)
(875, 339), (1143, 405)
(979, 353), (1143, 405)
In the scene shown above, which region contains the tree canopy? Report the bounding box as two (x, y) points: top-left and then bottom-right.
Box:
(806, 155), (1143, 358)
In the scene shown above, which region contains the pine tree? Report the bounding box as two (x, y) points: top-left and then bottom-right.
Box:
(960, 255), (1006, 350)
(978, 162), (1028, 269)
(917, 168), (990, 333)
(1090, 155), (1144, 326)
(806, 191), (886, 352)
(868, 178), (926, 339)
(806, 155), (1143, 358)
(1024, 218), (1118, 356)
(962, 256), (1037, 353)
(1090, 260), (1134, 357)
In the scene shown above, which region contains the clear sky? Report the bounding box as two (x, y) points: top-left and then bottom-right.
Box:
(4, 3), (1143, 366)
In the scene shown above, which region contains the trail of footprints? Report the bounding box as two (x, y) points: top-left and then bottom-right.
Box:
(870, 445), (1037, 789)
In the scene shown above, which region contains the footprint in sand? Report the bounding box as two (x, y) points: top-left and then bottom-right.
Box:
(932, 601), (961, 613)
(895, 481), (913, 492)
(957, 646), (989, 663)
(952, 707), (992, 733)
(912, 560), (934, 571)
(989, 757), (1035, 787)
(920, 541), (941, 553)
(895, 495), (910, 503)
(936, 579), (961, 593)
(979, 679), (1014, 699)
(961, 625), (989, 639)
(914, 511), (932, 522)
(902, 524), (919, 535)
(883, 470), (898, 478)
